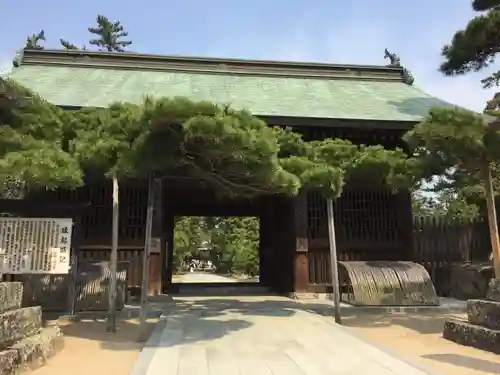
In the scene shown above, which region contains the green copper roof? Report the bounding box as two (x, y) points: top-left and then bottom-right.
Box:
(7, 49), (454, 122)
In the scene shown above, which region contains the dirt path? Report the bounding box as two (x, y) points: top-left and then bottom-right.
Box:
(344, 312), (500, 375)
(31, 317), (159, 375)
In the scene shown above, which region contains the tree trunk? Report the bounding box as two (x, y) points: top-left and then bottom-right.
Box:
(107, 176), (119, 333)
(484, 164), (500, 278)
(326, 198), (342, 324)
(138, 173), (155, 341)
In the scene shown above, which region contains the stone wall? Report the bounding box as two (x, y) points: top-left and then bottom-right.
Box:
(0, 282), (64, 375)
(448, 262), (493, 300)
(443, 278), (500, 354)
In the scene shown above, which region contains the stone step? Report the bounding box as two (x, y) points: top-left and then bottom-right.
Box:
(0, 307), (42, 349)
(486, 278), (500, 302)
(0, 282), (23, 314)
(443, 318), (500, 354)
(0, 326), (64, 375)
(467, 299), (500, 330)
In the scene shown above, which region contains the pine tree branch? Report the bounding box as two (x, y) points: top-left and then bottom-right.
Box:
(60, 39), (79, 50)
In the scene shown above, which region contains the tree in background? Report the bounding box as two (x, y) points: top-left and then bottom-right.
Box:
(25, 30), (45, 50)
(58, 15), (130, 51)
(404, 107), (500, 276)
(88, 15), (132, 52)
(60, 39), (78, 50)
(60, 39), (87, 51)
(411, 189), (480, 222)
(173, 216), (210, 270)
(210, 217), (259, 276)
(172, 216), (260, 276)
(429, 0), (500, 276)
(440, 0), (500, 89)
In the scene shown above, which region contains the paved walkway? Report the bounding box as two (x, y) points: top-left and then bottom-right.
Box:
(134, 296), (434, 375)
(177, 272), (239, 283)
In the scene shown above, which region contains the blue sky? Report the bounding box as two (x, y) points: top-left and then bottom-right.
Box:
(0, 0), (496, 111)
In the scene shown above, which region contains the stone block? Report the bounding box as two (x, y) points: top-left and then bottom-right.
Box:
(0, 283), (23, 314)
(0, 326), (64, 375)
(443, 318), (500, 354)
(0, 307), (41, 349)
(467, 299), (500, 330)
(486, 278), (500, 302)
(448, 263), (493, 300)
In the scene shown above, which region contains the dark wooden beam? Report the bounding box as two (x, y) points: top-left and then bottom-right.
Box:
(0, 199), (90, 217)
(262, 116), (416, 130)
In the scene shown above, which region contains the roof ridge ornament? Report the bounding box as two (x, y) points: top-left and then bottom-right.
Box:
(384, 48), (415, 86)
(12, 49), (25, 68)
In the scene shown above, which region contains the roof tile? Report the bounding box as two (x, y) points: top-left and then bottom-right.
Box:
(7, 54), (454, 122)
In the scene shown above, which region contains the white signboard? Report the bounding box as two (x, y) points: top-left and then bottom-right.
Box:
(150, 237), (161, 254)
(0, 218), (73, 274)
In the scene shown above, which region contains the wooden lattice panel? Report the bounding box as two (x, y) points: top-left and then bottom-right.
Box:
(0, 218), (72, 274)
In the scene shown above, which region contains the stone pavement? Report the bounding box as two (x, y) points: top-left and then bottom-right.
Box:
(132, 296), (435, 375)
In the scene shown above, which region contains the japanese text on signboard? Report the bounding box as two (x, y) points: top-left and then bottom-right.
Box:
(0, 218), (73, 274)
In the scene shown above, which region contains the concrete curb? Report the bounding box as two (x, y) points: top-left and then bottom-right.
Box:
(294, 297), (467, 316)
(55, 305), (164, 323)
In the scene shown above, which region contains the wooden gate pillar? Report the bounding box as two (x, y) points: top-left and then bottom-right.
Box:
(149, 178), (163, 295)
(160, 181), (175, 294)
(398, 190), (414, 260)
(258, 196), (272, 288)
(293, 192), (309, 293)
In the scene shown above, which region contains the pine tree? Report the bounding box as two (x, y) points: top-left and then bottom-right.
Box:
(0, 78), (83, 190)
(60, 39), (78, 50)
(404, 107), (500, 276)
(25, 30), (45, 50)
(440, 0), (500, 88)
(436, 0), (500, 276)
(88, 15), (132, 52)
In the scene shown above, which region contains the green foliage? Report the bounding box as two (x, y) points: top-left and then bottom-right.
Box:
(473, 0), (500, 11)
(440, 1), (500, 88)
(173, 216), (259, 276)
(211, 217), (259, 276)
(412, 189), (480, 222)
(60, 39), (80, 50)
(404, 107), (500, 201)
(25, 30), (45, 50)
(275, 127), (416, 198)
(71, 103), (142, 177)
(27, 15), (127, 52)
(3, 75), (415, 202)
(172, 216), (210, 270)
(123, 97), (301, 197)
(485, 92), (500, 116)
(88, 15), (132, 52)
(0, 78), (83, 189)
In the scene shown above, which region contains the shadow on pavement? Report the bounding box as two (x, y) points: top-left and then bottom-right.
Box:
(57, 294), (465, 351)
(422, 353), (500, 373)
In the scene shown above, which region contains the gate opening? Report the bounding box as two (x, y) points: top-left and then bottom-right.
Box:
(172, 216), (260, 287)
